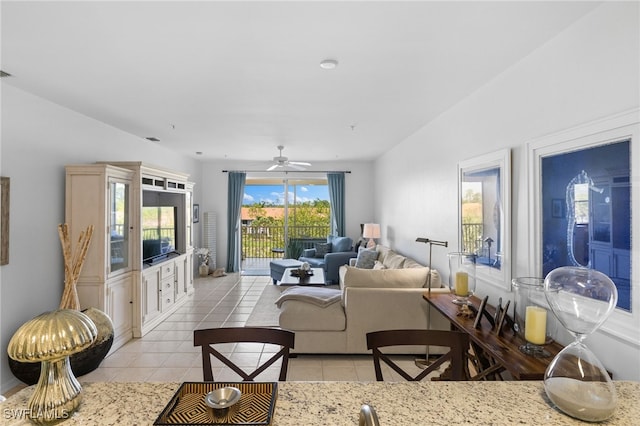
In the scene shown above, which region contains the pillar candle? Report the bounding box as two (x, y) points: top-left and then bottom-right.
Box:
(525, 306), (547, 345)
(455, 272), (469, 296)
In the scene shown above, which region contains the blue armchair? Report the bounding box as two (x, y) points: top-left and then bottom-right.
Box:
(298, 236), (357, 284)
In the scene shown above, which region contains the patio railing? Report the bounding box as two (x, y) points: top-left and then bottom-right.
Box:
(461, 223), (483, 254)
(241, 224), (330, 259)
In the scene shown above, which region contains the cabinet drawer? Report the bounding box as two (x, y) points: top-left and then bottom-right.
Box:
(161, 263), (175, 280)
(161, 277), (175, 310)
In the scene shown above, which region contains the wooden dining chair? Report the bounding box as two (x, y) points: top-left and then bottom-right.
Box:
(366, 329), (469, 381)
(194, 327), (295, 381)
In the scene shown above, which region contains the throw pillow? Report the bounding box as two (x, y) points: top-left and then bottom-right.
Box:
(355, 247), (377, 269)
(314, 242), (332, 258)
(373, 260), (386, 270)
(331, 236), (352, 253)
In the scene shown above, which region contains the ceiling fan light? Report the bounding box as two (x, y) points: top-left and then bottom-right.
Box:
(320, 59), (338, 70)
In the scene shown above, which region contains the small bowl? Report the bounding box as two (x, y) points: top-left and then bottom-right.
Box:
(205, 387), (242, 410)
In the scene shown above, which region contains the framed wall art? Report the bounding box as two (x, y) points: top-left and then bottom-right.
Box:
(528, 108), (639, 345)
(458, 149), (511, 291)
(1, 176), (9, 265)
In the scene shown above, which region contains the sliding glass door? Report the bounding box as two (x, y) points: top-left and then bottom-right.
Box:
(241, 178), (330, 273)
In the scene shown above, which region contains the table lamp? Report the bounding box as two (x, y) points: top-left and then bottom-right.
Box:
(363, 223), (381, 249)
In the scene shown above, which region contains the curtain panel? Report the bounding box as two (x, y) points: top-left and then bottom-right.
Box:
(226, 172), (246, 272)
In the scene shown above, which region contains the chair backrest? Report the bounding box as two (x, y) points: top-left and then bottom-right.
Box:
(366, 329), (469, 381)
(194, 327), (295, 382)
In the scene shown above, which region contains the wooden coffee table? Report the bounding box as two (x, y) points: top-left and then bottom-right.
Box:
(278, 267), (326, 286)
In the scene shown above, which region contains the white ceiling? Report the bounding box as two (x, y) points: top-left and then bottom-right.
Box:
(1, 1), (600, 164)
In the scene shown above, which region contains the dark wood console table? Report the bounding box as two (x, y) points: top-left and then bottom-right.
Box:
(423, 291), (563, 380)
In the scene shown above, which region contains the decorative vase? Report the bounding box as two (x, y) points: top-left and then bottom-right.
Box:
(199, 263), (209, 277)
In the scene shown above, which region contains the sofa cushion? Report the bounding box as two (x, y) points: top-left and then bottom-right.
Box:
(328, 235), (352, 252)
(339, 265), (432, 306)
(278, 297), (346, 331)
(402, 258), (424, 269)
(373, 260), (386, 270)
(355, 247), (377, 269)
(383, 251), (406, 269)
(315, 242), (332, 258)
(376, 245), (391, 264)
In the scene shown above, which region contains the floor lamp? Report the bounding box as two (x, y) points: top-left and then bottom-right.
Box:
(415, 237), (448, 369)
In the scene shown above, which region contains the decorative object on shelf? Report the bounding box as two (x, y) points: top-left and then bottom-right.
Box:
(196, 247), (210, 277)
(7, 309), (97, 423)
(543, 266), (618, 422)
(362, 223), (381, 249)
(512, 277), (556, 358)
(447, 252), (476, 305)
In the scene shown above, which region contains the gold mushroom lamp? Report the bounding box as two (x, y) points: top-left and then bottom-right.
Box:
(7, 309), (97, 423)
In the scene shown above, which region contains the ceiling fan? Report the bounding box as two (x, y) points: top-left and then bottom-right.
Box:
(267, 145), (311, 171)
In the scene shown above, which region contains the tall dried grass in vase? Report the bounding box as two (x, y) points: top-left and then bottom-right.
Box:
(58, 223), (94, 310)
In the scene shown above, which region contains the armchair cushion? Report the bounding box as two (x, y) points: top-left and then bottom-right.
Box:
(328, 235), (352, 253)
(314, 242), (332, 258)
(301, 248), (316, 258)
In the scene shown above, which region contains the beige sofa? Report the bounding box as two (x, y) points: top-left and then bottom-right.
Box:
(277, 245), (450, 354)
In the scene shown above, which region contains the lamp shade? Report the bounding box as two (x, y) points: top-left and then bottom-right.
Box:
(363, 223), (381, 239)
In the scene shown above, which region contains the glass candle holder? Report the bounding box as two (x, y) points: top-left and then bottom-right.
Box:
(447, 252), (476, 305)
(512, 277), (556, 358)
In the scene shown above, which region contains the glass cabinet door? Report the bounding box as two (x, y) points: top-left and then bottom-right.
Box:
(109, 180), (130, 274)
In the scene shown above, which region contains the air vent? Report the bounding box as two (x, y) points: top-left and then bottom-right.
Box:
(146, 137), (160, 142)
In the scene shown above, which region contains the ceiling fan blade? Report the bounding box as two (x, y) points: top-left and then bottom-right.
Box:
(266, 164), (280, 171)
(289, 161), (312, 166)
(287, 163), (306, 171)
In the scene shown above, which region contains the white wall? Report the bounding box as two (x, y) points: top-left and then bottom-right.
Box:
(0, 85), (202, 392)
(374, 2), (640, 379)
(199, 160), (375, 271)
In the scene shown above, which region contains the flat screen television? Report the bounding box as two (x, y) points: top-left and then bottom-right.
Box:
(142, 206), (177, 264)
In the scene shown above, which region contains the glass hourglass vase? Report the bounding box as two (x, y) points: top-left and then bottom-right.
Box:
(447, 252), (476, 305)
(511, 277), (557, 358)
(543, 266), (618, 422)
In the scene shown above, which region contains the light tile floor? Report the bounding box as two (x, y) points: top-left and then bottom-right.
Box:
(81, 273), (429, 383)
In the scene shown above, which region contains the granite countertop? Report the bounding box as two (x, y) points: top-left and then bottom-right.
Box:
(2, 381), (639, 425)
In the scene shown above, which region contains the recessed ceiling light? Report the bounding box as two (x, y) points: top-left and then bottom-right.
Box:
(320, 59), (338, 70)
(146, 137), (160, 142)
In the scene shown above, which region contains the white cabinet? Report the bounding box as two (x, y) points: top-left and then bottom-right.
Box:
(65, 164), (135, 351)
(139, 252), (192, 335)
(107, 273), (134, 350)
(66, 162), (195, 345)
(142, 265), (162, 324)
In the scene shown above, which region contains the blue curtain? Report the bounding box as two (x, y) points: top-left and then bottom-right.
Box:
(327, 172), (345, 236)
(226, 172), (246, 272)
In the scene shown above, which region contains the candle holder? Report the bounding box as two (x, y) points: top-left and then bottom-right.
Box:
(447, 252), (476, 305)
(512, 277), (556, 357)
